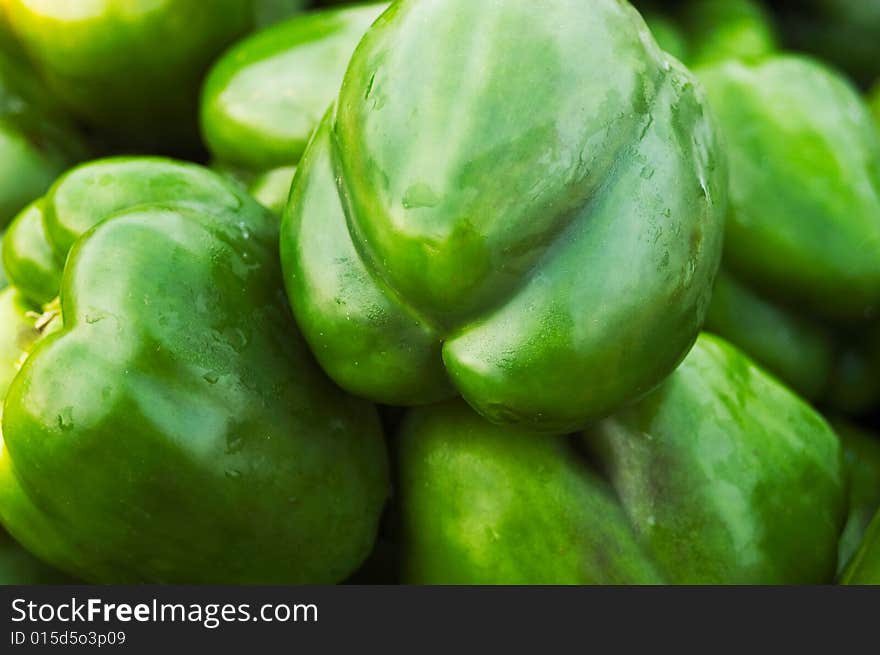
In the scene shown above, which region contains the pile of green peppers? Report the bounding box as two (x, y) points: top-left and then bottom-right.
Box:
(0, 0), (878, 586)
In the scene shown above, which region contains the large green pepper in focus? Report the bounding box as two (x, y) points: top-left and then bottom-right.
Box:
(1, 1), (301, 153)
(399, 335), (845, 584)
(281, 0), (726, 432)
(202, 3), (388, 172)
(0, 157), (389, 584)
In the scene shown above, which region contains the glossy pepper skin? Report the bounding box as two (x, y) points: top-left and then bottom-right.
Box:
(697, 56), (880, 321)
(202, 3), (388, 171)
(695, 55), (880, 403)
(0, 52), (84, 230)
(281, 0), (727, 432)
(0, 286), (71, 585)
(0, 157), (390, 584)
(399, 335), (845, 585)
(1, 1), (299, 153)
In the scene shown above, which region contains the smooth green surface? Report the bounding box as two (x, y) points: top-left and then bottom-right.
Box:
(400, 335), (845, 584)
(704, 269), (834, 400)
(399, 400), (662, 585)
(680, 0), (776, 67)
(0, 286), (71, 585)
(0, 51), (84, 229)
(835, 422), (880, 577)
(2, 200), (61, 305)
(588, 334), (845, 584)
(698, 56), (880, 320)
(3, 0), (259, 151)
(282, 0), (726, 431)
(5, 157), (270, 302)
(249, 165), (297, 216)
(202, 3), (387, 170)
(0, 157), (389, 584)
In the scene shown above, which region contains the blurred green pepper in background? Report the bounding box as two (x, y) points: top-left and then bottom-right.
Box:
(678, 0), (777, 66)
(0, 0), (309, 154)
(0, 157), (389, 583)
(281, 0), (727, 432)
(695, 56), (880, 404)
(202, 3), (387, 172)
(635, 0), (777, 67)
(399, 335), (845, 584)
(0, 51), (85, 231)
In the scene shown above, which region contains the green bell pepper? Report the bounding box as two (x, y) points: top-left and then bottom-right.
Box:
(704, 270), (835, 400)
(202, 3), (388, 172)
(0, 52), (84, 231)
(2, 0), (297, 152)
(2, 200), (60, 306)
(0, 157), (389, 584)
(695, 55), (880, 401)
(678, 0), (776, 67)
(834, 422), (880, 577)
(697, 56), (880, 319)
(638, 0), (776, 68)
(281, 0), (727, 431)
(399, 334), (845, 585)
